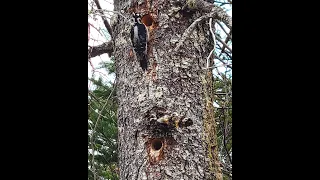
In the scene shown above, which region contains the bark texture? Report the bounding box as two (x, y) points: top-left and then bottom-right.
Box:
(112, 0), (223, 179)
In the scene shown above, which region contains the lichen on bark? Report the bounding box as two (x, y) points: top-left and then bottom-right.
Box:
(201, 71), (223, 180)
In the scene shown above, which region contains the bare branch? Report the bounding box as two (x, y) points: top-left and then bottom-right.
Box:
(88, 58), (95, 71)
(184, 0), (232, 29)
(216, 21), (232, 57)
(175, 5), (232, 51)
(206, 18), (216, 69)
(215, 35), (232, 53)
(216, 21), (232, 40)
(88, 41), (113, 58)
(216, 43), (232, 59)
(96, 9), (127, 20)
(215, 55), (232, 69)
(88, 23), (106, 38)
(174, 14), (210, 51)
(210, 5), (232, 29)
(93, 0), (113, 37)
(89, 105), (109, 119)
(219, 36), (232, 58)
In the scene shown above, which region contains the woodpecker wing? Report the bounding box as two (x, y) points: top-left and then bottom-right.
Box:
(130, 24), (135, 47)
(134, 24), (147, 52)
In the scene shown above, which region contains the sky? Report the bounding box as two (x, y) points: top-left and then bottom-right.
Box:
(88, 1), (232, 88)
(88, 0), (114, 89)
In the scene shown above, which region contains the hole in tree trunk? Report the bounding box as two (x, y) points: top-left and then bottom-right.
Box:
(151, 139), (163, 151)
(141, 14), (154, 27)
(147, 138), (166, 164)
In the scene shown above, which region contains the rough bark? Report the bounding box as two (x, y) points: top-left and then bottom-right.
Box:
(112, 0), (225, 179)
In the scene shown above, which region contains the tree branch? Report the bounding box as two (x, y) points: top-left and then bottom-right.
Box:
(93, 0), (113, 37)
(88, 41), (113, 58)
(196, 0), (232, 29)
(219, 33), (231, 57)
(90, 81), (115, 180)
(206, 18), (216, 69)
(216, 42), (232, 59)
(174, 14), (209, 51)
(88, 89), (103, 106)
(215, 55), (232, 69)
(222, 168), (232, 178)
(185, 0), (232, 29)
(96, 9), (127, 20)
(215, 35), (232, 53)
(175, 3), (232, 51)
(216, 21), (232, 40)
(216, 21), (232, 57)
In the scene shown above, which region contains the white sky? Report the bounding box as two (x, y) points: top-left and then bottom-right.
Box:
(88, 1), (232, 88)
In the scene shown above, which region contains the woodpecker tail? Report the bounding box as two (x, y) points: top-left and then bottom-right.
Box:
(138, 53), (148, 71)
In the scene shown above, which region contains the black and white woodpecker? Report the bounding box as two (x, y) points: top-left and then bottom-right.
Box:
(130, 13), (149, 71)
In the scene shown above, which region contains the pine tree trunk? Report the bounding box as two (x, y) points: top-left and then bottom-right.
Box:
(112, 0), (223, 179)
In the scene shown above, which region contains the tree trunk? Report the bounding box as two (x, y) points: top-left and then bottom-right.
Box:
(112, 0), (224, 179)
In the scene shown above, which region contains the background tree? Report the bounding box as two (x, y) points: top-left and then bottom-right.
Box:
(88, 0), (232, 179)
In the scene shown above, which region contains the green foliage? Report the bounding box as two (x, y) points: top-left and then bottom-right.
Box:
(88, 71), (118, 180)
(213, 71), (232, 178)
(97, 56), (115, 74)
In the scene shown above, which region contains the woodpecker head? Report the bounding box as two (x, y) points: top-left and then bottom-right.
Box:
(133, 13), (142, 23)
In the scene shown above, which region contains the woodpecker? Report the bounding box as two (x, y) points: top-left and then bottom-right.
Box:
(130, 13), (149, 71)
